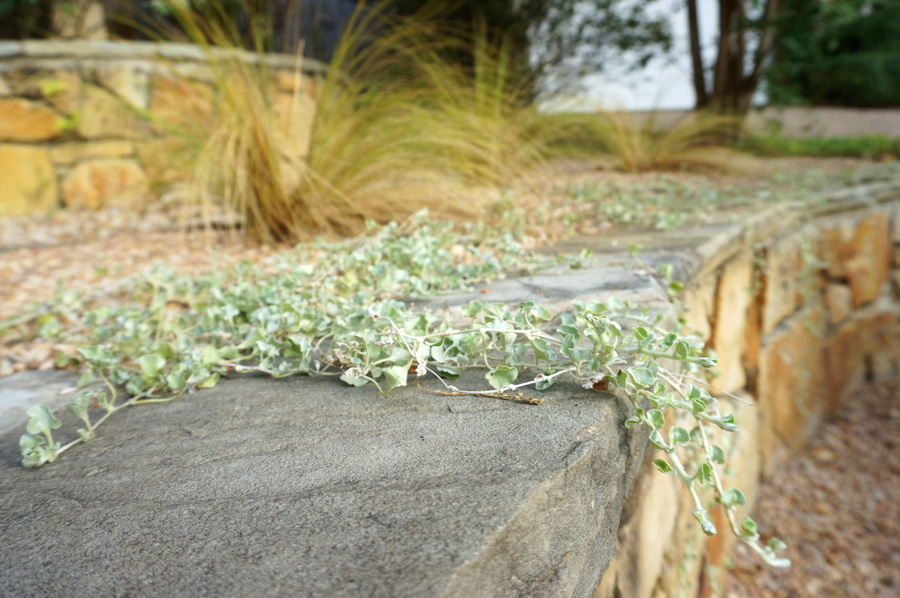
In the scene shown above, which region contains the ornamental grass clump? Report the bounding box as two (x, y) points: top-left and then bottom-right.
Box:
(549, 109), (762, 174)
(157, 0), (550, 243)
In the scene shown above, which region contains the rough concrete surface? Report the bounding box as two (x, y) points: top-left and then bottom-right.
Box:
(0, 370), (81, 436)
(0, 373), (647, 598)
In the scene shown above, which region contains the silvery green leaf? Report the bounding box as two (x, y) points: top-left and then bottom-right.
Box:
(674, 340), (690, 360)
(697, 463), (712, 485)
(382, 365), (409, 391)
(535, 376), (555, 391)
(25, 405), (61, 436)
(340, 372), (368, 387)
(435, 366), (460, 380)
(648, 430), (669, 451)
(19, 433), (42, 451)
(486, 366), (517, 390)
(629, 366), (656, 388)
(721, 488), (746, 507)
(652, 459), (673, 474)
(670, 426), (690, 445)
(137, 354), (166, 379)
(77, 345), (116, 366)
(66, 392), (93, 422)
(647, 409), (665, 430)
(692, 509), (717, 536)
(196, 372), (220, 389)
(623, 415), (641, 429)
(707, 414), (738, 432)
(237, 327), (264, 350)
(462, 300), (484, 317)
(741, 516), (758, 538)
(430, 344), (445, 363)
(200, 346), (220, 367)
(711, 445), (726, 464)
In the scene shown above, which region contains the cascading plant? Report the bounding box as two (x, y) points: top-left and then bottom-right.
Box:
(10, 211), (789, 568)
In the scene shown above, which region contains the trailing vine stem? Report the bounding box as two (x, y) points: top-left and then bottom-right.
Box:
(11, 212), (789, 567)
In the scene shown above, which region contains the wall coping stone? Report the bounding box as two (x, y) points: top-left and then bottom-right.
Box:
(0, 40), (328, 75)
(0, 180), (898, 597)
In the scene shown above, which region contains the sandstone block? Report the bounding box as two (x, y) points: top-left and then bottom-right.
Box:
(824, 312), (873, 410)
(88, 62), (150, 110)
(894, 247), (900, 267)
(0, 74), (10, 96)
(653, 479), (714, 598)
(61, 158), (148, 209)
(705, 393), (762, 567)
(77, 84), (149, 139)
(0, 98), (62, 141)
(757, 305), (826, 474)
(864, 303), (900, 382)
(49, 140), (134, 165)
(824, 283), (853, 326)
(681, 273), (717, 342)
(892, 205), (900, 243)
(845, 211), (891, 307)
(595, 466), (679, 598)
(817, 217), (856, 278)
(0, 144), (58, 216)
(711, 253), (753, 394)
(2, 68), (82, 114)
(135, 138), (194, 186)
(761, 234), (801, 335)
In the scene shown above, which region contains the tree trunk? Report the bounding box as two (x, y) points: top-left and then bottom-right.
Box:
(686, 0), (708, 108)
(688, 0), (779, 137)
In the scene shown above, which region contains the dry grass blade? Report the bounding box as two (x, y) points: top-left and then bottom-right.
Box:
(151, 0), (553, 243)
(552, 109), (764, 174)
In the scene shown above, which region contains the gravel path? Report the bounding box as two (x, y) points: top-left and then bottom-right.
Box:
(725, 382), (900, 597)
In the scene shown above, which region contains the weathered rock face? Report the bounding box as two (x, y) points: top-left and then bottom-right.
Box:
(0, 374), (645, 598)
(0, 40), (322, 215)
(588, 187), (900, 598)
(60, 158), (148, 209)
(0, 98), (62, 141)
(0, 144), (57, 216)
(710, 253), (754, 394)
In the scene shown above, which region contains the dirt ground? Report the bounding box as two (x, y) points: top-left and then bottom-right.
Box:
(1, 158), (899, 597)
(724, 381), (900, 598)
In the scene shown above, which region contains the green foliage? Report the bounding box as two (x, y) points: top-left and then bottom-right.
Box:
(6, 210), (788, 568)
(737, 134), (900, 159)
(393, 0), (673, 98)
(767, 0), (900, 107)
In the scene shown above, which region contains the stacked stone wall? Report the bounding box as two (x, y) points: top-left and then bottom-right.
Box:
(595, 187), (900, 598)
(0, 40), (323, 216)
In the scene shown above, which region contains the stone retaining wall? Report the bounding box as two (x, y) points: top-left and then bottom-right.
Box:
(1, 182), (898, 597)
(0, 40), (324, 216)
(593, 183), (900, 598)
